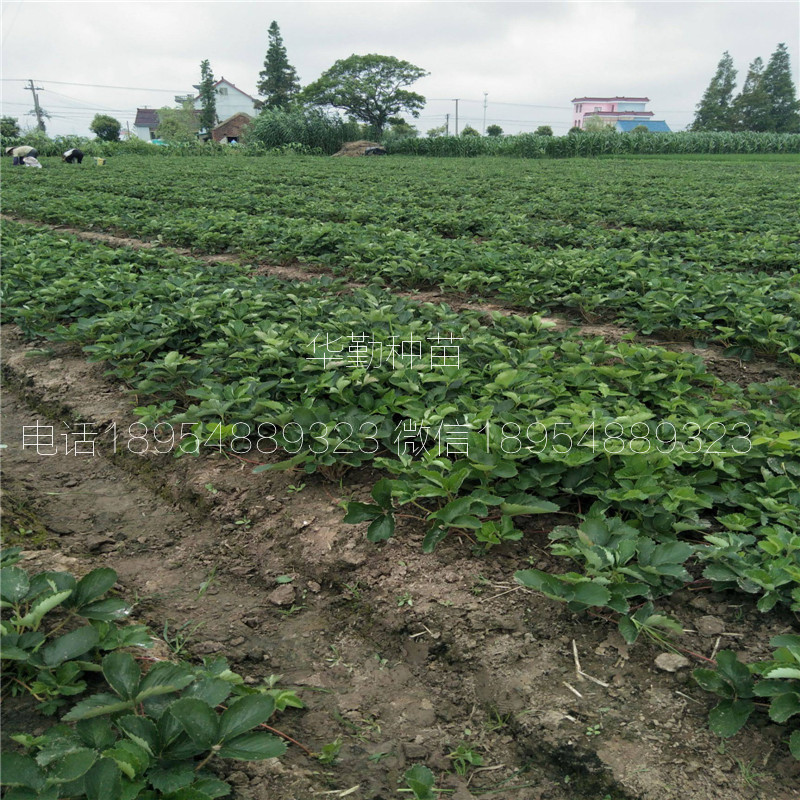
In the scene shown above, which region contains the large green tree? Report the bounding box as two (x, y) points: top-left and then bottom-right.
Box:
(1, 116), (20, 138)
(156, 102), (199, 143)
(198, 59), (218, 133)
(300, 54), (428, 135)
(691, 51), (737, 131)
(733, 57), (771, 131)
(257, 21), (300, 109)
(89, 113), (121, 141)
(761, 43), (800, 132)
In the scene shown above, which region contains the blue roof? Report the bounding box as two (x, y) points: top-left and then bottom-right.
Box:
(616, 120), (672, 133)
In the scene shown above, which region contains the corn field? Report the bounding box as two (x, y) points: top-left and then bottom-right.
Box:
(385, 130), (800, 158)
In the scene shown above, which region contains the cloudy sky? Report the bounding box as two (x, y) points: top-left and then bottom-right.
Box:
(2, 0), (798, 136)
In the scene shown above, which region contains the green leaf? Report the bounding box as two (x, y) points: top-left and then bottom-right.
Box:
(116, 716), (159, 755)
(715, 651), (755, 698)
(102, 740), (149, 779)
(84, 758), (122, 800)
(184, 678), (233, 708)
(693, 668), (730, 697)
(371, 478), (393, 509)
(78, 598), (131, 621)
(49, 748), (97, 783)
(147, 764), (195, 793)
(790, 730), (800, 761)
(63, 693), (135, 722)
(500, 499), (559, 516)
(0, 567), (30, 604)
(135, 662), (196, 701)
(0, 752), (45, 791)
(72, 568), (118, 608)
(422, 526), (448, 554)
(342, 502), (382, 524)
(763, 667), (800, 680)
(219, 695), (275, 742)
(169, 698), (220, 748)
(193, 777), (231, 798)
(76, 718), (117, 750)
(366, 514), (395, 542)
(571, 582), (611, 608)
(102, 652), (141, 700)
(708, 699), (754, 737)
(42, 625), (100, 667)
(768, 692), (800, 724)
(404, 763), (435, 799)
(15, 590), (73, 629)
(617, 615), (639, 644)
(217, 732), (287, 761)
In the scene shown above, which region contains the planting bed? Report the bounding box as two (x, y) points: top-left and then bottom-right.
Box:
(1, 155), (799, 800)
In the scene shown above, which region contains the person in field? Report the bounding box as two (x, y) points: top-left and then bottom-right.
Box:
(63, 148), (84, 164)
(5, 145), (39, 165)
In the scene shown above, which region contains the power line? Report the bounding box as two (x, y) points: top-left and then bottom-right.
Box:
(1, 78), (187, 93)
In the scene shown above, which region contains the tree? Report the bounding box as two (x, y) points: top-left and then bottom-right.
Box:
(198, 60), (217, 133)
(691, 51), (737, 131)
(384, 116), (418, 140)
(535, 125), (553, 136)
(301, 54), (428, 135)
(486, 124), (503, 137)
(761, 43), (800, 132)
(631, 124), (650, 133)
(567, 126), (583, 135)
(583, 116), (615, 132)
(427, 124), (447, 138)
(90, 114), (121, 141)
(733, 57), (772, 131)
(257, 21), (301, 109)
(156, 102), (199, 143)
(460, 125), (480, 137)
(1, 116), (20, 138)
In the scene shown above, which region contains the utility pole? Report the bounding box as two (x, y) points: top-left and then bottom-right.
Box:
(482, 92), (488, 135)
(25, 79), (46, 132)
(445, 113), (450, 136)
(453, 99), (459, 136)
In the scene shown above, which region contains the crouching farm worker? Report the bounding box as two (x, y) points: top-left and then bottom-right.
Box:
(5, 145), (39, 165)
(63, 148), (84, 164)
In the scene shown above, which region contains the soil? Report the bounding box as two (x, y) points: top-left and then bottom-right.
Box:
(3, 323), (799, 800)
(2, 214), (794, 390)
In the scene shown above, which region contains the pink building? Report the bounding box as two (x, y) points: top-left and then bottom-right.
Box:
(572, 97), (654, 129)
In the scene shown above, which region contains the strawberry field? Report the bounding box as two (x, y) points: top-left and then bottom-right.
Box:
(2, 154), (800, 799)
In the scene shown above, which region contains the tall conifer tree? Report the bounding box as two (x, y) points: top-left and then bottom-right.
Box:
(761, 43), (800, 132)
(257, 21), (300, 109)
(198, 60), (218, 133)
(691, 51), (737, 131)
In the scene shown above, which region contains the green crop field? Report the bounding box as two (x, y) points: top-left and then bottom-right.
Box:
(2, 153), (800, 774)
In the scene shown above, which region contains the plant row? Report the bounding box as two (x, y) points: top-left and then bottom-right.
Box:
(2, 158), (798, 360)
(0, 547), (300, 799)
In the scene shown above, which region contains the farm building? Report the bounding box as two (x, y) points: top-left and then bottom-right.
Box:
(132, 108), (159, 141)
(211, 112), (252, 143)
(571, 96), (670, 131)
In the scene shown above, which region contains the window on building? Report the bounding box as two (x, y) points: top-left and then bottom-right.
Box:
(594, 106), (601, 112)
(218, 87), (228, 96)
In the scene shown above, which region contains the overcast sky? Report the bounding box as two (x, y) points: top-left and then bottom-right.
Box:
(2, 0), (798, 137)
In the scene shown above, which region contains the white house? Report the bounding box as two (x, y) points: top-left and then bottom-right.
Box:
(192, 78), (259, 126)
